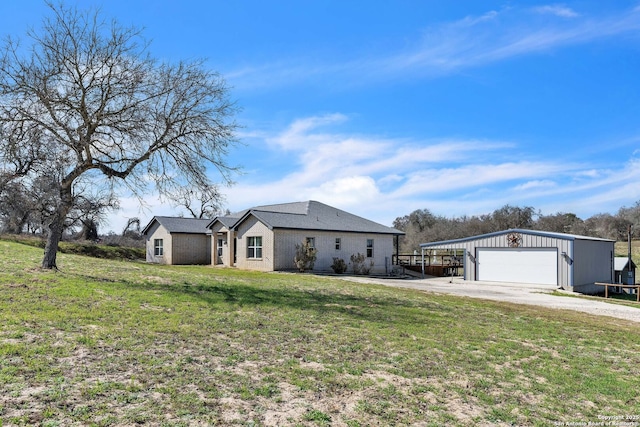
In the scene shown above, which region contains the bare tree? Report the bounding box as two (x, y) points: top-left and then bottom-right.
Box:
(0, 181), (32, 234)
(169, 184), (225, 219)
(490, 205), (537, 231)
(535, 212), (583, 234)
(122, 217), (140, 237)
(618, 201), (640, 238)
(0, 3), (237, 268)
(67, 189), (119, 240)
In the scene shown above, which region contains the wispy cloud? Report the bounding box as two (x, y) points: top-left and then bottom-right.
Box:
(114, 115), (640, 230)
(533, 4), (580, 18)
(384, 5), (640, 76)
(219, 115), (640, 225)
(227, 5), (640, 90)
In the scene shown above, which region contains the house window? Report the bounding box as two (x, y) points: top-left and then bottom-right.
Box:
(366, 239), (374, 258)
(306, 237), (315, 249)
(335, 238), (341, 250)
(154, 239), (163, 256)
(247, 236), (262, 259)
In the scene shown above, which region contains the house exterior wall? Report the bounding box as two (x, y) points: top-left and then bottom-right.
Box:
(572, 240), (614, 294)
(234, 216), (275, 271)
(273, 229), (394, 274)
(171, 233), (211, 265)
(145, 222), (172, 264)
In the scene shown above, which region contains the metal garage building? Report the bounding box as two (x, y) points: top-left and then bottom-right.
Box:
(420, 229), (615, 294)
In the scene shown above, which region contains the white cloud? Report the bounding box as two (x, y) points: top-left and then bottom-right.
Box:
(220, 116), (640, 226)
(310, 176), (381, 207)
(268, 113), (348, 150)
(105, 118), (640, 233)
(391, 161), (571, 198)
(513, 180), (558, 191)
(533, 5), (580, 18)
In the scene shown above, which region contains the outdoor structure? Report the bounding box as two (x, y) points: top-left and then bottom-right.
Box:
(142, 216), (212, 265)
(420, 229), (615, 294)
(209, 201), (404, 274)
(614, 257), (637, 285)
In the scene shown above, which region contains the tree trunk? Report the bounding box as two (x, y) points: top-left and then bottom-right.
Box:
(42, 186), (73, 269)
(42, 213), (65, 269)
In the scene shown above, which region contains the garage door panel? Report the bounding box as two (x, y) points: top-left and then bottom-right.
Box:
(477, 248), (557, 285)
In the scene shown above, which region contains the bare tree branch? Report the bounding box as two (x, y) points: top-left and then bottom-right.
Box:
(0, 2), (238, 268)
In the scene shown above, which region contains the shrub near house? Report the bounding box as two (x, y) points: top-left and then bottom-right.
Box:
(294, 239), (317, 272)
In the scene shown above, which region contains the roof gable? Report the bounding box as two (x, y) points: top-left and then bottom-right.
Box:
(206, 210), (247, 230)
(142, 216), (212, 235)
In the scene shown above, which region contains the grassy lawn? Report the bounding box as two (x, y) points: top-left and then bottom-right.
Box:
(614, 239), (640, 259)
(1, 240), (640, 426)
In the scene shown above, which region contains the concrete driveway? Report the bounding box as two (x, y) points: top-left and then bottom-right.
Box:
(340, 275), (640, 323)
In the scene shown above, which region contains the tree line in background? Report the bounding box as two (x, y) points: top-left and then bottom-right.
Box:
(393, 202), (640, 253)
(0, 179), (224, 241)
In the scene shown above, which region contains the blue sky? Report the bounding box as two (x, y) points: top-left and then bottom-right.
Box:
(2, 1), (640, 232)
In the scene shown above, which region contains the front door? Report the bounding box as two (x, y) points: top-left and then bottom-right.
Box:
(217, 237), (225, 264)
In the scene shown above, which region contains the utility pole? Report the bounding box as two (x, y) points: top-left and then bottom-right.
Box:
(628, 225), (634, 285)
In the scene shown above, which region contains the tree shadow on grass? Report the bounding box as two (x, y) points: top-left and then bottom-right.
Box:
(89, 271), (453, 324)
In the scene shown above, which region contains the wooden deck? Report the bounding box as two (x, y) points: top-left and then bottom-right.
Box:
(394, 253), (463, 277)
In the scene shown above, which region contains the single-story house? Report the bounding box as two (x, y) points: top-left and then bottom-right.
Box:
(142, 216), (212, 265)
(420, 229), (615, 294)
(209, 200), (404, 274)
(614, 257), (637, 285)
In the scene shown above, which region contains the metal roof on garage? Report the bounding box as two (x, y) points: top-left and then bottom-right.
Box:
(420, 228), (614, 248)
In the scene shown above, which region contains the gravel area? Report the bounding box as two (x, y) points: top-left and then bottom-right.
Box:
(341, 275), (640, 323)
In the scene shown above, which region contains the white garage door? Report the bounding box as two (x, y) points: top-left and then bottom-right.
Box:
(476, 248), (558, 285)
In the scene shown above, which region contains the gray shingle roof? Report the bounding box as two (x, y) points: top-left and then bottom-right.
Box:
(219, 201), (403, 235)
(209, 210), (246, 229)
(142, 216), (212, 235)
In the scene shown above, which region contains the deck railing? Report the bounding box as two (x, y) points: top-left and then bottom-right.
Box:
(392, 253), (464, 277)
